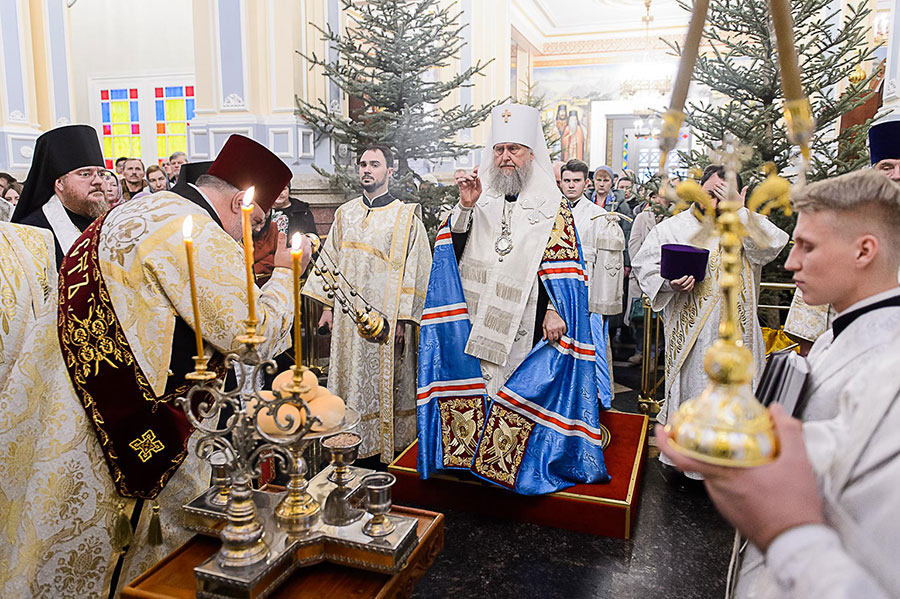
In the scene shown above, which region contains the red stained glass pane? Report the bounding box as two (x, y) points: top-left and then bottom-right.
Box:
(155, 87), (164, 98)
(132, 124), (140, 134)
(186, 86), (194, 97)
(103, 125), (111, 135)
(101, 89), (109, 100)
(157, 123), (166, 134)
(129, 88), (138, 98)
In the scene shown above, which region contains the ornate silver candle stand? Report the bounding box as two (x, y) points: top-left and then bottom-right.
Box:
(178, 344), (417, 599)
(178, 344), (314, 570)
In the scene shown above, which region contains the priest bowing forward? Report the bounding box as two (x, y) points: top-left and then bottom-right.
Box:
(417, 104), (611, 495)
(2, 135), (309, 599)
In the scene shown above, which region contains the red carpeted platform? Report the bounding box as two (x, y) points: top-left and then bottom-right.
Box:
(389, 411), (648, 539)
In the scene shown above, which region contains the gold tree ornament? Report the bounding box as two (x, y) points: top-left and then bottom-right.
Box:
(664, 140), (789, 467)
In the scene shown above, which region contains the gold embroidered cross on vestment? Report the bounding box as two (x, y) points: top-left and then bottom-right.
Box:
(130, 430), (165, 463)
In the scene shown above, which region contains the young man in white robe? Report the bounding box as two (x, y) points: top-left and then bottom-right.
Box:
(303, 145), (432, 463)
(559, 158), (624, 398)
(782, 117), (900, 350)
(631, 166), (788, 473)
(784, 170), (900, 422)
(662, 168), (900, 599)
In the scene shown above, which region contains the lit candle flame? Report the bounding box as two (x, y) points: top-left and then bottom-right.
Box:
(291, 232), (302, 253)
(182, 215), (193, 239)
(242, 186), (255, 208)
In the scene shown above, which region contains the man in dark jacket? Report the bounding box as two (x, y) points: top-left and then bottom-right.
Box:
(270, 184), (317, 238)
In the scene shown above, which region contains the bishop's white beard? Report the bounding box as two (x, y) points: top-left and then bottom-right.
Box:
(486, 161), (533, 197)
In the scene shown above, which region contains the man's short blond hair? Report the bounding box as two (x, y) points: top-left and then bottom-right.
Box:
(792, 169), (900, 261)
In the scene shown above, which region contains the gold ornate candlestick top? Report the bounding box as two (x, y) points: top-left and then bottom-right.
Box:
(769, 0), (814, 167)
(664, 137), (791, 467)
(657, 0), (709, 207)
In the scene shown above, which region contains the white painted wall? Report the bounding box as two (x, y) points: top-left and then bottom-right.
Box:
(67, 0), (195, 124)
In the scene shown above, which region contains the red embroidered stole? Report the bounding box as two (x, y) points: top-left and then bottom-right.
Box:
(58, 215), (221, 499)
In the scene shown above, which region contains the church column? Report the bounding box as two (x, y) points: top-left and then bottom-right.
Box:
(188, 0), (333, 178)
(0, 0), (43, 174)
(28, 0), (76, 129)
(452, 0), (511, 170)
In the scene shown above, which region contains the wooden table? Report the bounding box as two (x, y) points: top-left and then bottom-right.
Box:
(122, 506), (444, 599)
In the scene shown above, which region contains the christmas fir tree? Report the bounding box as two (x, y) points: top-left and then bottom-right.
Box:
(296, 0), (499, 235)
(668, 0), (879, 309)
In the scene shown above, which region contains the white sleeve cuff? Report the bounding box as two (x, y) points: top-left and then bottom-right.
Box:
(449, 203), (473, 233)
(766, 524), (839, 590)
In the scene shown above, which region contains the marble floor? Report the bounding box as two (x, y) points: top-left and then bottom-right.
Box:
(408, 459), (734, 599)
(409, 344), (736, 599)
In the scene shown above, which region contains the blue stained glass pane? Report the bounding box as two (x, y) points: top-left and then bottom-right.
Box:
(185, 99), (195, 120)
(165, 86), (183, 98)
(130, 101), (139, 121)
(101, 103), (110, 123)
(155, 100), (165, 121)
(110, 88), (128, 100)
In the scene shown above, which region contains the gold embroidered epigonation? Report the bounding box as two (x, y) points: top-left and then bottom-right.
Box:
(438, 397), (486, 468)
(544, 199), (580, 262)
(472, 404), (534, 487)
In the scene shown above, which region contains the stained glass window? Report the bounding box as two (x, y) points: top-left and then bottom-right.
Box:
(100, 88), (141, 169)
(155, 86), (195, 163)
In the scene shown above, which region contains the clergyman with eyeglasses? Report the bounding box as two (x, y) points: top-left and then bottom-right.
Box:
(12, 124), (112, 266)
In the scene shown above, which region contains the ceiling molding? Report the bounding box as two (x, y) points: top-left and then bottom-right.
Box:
(512, 0), (689, 54)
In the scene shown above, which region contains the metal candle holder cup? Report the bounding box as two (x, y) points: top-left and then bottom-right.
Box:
(208, 451), (231, 508)
(322, 432), (364, 526)
(361, 472), (396, 537)
(324, 432), (362, 485)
